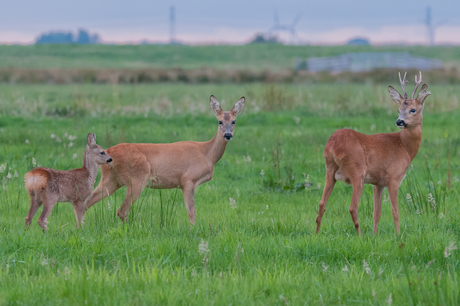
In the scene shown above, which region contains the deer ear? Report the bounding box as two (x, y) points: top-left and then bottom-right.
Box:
(388, 86), (404, 105)
(209, 95), (223, 116)
(416, 84), (431, 104)
(87, 133), (96, 147)
(231, 97), (245, 116)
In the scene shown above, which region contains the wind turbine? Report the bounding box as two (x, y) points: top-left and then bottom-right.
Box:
(268, 11), (302, 45)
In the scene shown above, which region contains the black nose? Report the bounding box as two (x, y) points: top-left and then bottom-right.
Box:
(224, 133), (233, 140)
(396, 119), (407, 127)
(107, 158), (113, 163)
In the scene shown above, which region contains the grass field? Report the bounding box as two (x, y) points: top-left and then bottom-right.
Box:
(1, 44), (460, 70)
(0, 83), (460, 304)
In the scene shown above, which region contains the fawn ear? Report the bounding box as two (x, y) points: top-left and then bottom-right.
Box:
(388, 86), (404, 105)
(87, 133), (96, 148)
(416, 84), (431, 105)
(210, 95), (223, 116)
(231, 97), (245, 116)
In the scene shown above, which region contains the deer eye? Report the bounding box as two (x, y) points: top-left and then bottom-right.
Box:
(218, 121), (223, 125)
(410, 109), (416, 113)
(100, 152), (105, 155)
(232, 121), (236, 124)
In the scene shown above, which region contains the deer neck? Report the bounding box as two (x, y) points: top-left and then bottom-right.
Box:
(82, 147), (98, 188)
(399, 123), (423, 161)
(206, 130), (229, 165)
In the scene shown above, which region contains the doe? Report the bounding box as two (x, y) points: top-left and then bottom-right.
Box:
(84, 95), (245, 224)
(24, 133), (112, 230)
(315, 72), (430, 235)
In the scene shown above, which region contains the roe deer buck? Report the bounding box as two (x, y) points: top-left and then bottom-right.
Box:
(24, 133), (112, 231)
(315, 72), (430, 235)
(84, 95), (245, 224)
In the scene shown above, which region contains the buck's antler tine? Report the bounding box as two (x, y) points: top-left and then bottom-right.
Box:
(411, 71), (423, 99)
(399, 71), (408, 99)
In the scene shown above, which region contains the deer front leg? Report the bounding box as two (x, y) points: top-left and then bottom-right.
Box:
(25, 193), (42, 229)
(316, 169), (336, 234)
(117, 179), (145, 222)
(349, 177), (364, 235)
(181, 182), (196, 225)
(73, 200), (85, 228)
(387, 181), (401, 234)
(85, 170), (120, 210)
(372, 186), (385, 235)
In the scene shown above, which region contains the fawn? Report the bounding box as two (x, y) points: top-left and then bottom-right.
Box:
(315, 72), (431, 235)
(84, 95), (245, 224)
(24, 133), (112, 230)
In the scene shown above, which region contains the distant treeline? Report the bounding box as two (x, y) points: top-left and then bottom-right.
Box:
(36, 29), (100, 44)
(0, 67), (459, 84)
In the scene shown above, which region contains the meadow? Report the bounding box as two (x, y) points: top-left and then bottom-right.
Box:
(0, 82), (459, 305)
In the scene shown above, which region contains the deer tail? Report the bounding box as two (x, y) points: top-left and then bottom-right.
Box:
(24, 168), (50, 192)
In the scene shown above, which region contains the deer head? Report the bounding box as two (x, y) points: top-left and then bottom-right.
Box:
(210, 95), (245, 141)
(86, 133), (113, 164)
(388, 71), (431, 129)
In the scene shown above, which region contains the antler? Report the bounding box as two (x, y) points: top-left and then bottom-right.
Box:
(398, 71), (408, 99)
(411, 71), (423, 99)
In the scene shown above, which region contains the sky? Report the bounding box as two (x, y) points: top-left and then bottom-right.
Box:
(1, 0), (459, 45)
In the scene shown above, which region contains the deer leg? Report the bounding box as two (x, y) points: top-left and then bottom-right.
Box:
(316, 169), (336, 234)
(387, 181), (401, 234)
(85, 171), (120, 210)
(372, 186), (385, 235)
(25, 192), (42, 229)
(37, 195), (58, 231)
(73, 200), (85, 228)
(181, 182), (196, 225)
(349, 177), (364, 235)
(116, 179), (145, 222)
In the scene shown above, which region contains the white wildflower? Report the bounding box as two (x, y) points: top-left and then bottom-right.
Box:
(64, 132), (68, 137)
(266, 205), (269, 210)
(426, 258), (436, 269)
(444, 241), (457, 258)
(107, 201), (112, 211)
(72, 153), (77, 159)
(229, 197), (237, 209)
(322, 262), (328, 271)
(68, 142), (73, 147)
(415, 209), (422, 216)
(50, 134), (56, 139)
(68, 135), (77, 140)
(293, 116), (300, 125)
(25, 139), (29, 144)
(14, 170), (18, 178)
(378, 267), (384, 276)
(406, 193), (412, 202)
(454, 176), (459, 183)
(0, 163), (6, 173)
(243, 155), (251, 162)
(439, 213), (445, 219)
(363, 259), (372, 274)
(260, 169), (265, 179)
(387, 293), (392, 305)
(56, 137), (62, 143)
(342, 265), (349, 272)
(304, 173), (311, 188)
(428, 193), (436, 211)
(198, 239), (210, 254)
(6, 172), (11, 179)
(32, 158), (36, 167)
(41, 258), (49, 266)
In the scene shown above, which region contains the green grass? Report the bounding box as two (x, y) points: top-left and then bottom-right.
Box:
(0, 83), (460, 305)
(1, 44), (460, 70)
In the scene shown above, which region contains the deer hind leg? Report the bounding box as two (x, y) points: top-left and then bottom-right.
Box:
(73, 200), (85, 228)
(316, 167), (337, 234)
(349, 176), (364, 235)
(37, 194), (58, 231)
(387, 181), (401, 234)
(25, 192), (42, 229)
(181, 181), (196, 225)
(85, 169), (120, 210)
(116, 178), (146, 222)
(372, 186), (385, 235)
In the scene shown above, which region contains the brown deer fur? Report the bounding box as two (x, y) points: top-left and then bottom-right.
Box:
(315, 72), (431, 235)
(24, 133), (112, 230)
(85, 95), (245, 224)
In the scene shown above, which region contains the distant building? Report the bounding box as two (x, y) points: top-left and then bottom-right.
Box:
(36, 29), (100, 44)
(249, 33), (281, 44)
(296, 52), (443, 72)
(347, 38), (370, 45)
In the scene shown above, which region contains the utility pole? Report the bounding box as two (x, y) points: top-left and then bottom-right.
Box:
(170, 5), (176, 44)
(425, 6), (434, 46)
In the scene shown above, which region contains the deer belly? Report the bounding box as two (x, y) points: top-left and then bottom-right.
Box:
(335, 170), (351, 185)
